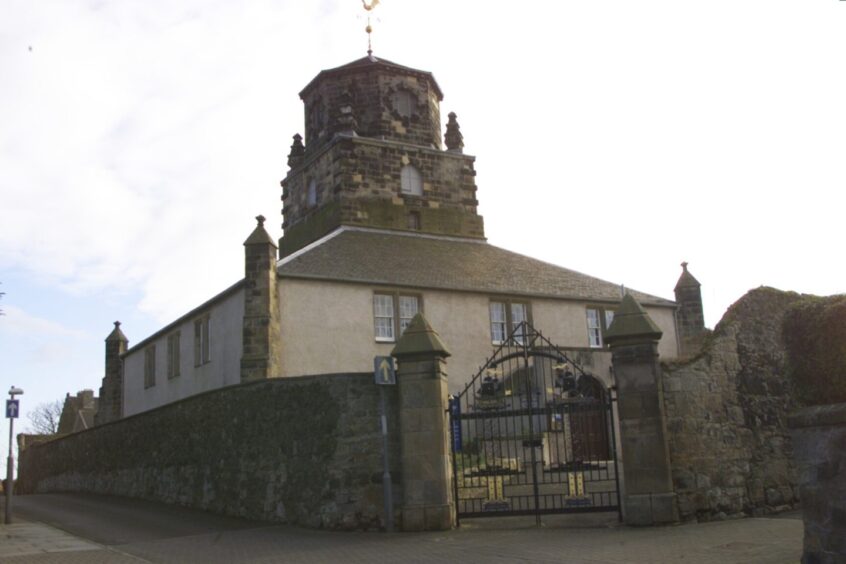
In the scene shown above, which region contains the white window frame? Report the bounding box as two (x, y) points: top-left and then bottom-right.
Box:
(194, 316), (211, 366)
(144, 345), (156, 389)
(490, 300), (531, 345)
(586, 308), (603, 348)
(586, 306), (617, 348)
(400, 165), (422, 196)
(167, 332), (180, 379)
(374, 292), (421, 342)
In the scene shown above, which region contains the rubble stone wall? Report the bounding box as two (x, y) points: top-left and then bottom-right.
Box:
(662, 287), (803, 521)
(18, 373), (400, 530)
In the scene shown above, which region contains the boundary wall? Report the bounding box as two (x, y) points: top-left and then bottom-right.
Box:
(19, 373), (400, 530)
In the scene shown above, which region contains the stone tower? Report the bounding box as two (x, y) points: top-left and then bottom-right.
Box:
(94, 321), (127, 425)
(674, 262), (705, 355)
(240, 215), (281, 382)
(279, 55), (484, 257)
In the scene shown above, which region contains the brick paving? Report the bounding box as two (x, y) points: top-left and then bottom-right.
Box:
(0, 494), (803, 564)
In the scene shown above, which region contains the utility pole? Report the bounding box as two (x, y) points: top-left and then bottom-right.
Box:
(5, 386), (23, 524)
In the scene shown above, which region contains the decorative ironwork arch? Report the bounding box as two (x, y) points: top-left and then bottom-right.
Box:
(449, 321), (621, 525)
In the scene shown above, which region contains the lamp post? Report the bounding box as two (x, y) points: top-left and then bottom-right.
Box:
(5, 386), (23, 525)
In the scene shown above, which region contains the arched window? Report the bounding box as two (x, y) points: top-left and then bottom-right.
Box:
(400, 165), (422, 196)
(307, 179), (318, 207)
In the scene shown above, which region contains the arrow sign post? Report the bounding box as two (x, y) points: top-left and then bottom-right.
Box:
(6, 387), (23, 525)
(374, 356), (396, 385)
(373, 356), (396, 532)
(5, 400), (19, 419)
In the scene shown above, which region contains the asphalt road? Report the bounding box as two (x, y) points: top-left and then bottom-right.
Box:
(14, 493), (261, 546)
(3, 493), (804, 564)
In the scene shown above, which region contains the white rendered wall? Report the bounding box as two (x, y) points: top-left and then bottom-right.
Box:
(278, 279), (679, 395)
(123, 288), (245, 417)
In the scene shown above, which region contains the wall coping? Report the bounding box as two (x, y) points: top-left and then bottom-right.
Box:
(788, 402), (846, 429)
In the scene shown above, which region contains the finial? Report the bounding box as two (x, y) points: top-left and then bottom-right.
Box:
(256, 215), (266, 227)
(681, 261), (688, 271)
(336, 90), (358, 136)
(114, 321), (121, 328)
(362, 0), (381, 56)
(287, 133), (305, 168)
(445, 111), (464, 153)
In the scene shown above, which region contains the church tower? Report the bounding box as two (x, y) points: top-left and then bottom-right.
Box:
(279, 55), (484, 257)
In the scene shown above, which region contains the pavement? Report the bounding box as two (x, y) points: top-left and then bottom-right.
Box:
(0, 493), (804, 563)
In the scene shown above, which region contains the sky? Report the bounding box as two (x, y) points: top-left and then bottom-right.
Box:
(1, 0), (845, 460)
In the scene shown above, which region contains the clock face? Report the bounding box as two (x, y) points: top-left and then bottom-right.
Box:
(392, 90), (416, 118)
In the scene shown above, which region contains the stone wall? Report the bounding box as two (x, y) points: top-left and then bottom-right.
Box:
(662, 287), (803, 521)
(19, 373), (400, 530)
(300, 63), (442, 152)
(280, 135), (482, 257)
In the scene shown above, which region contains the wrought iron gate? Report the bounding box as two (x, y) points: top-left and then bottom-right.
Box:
(449, 322), (621, 524)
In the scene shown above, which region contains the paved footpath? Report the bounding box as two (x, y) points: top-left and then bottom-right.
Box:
(1, 494), (803, 563)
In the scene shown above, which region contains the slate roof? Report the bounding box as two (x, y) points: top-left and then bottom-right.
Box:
(300, 55), (444, 100)
(278, 229), (675, 307)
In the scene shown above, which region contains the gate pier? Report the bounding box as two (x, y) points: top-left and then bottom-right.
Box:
(392, 314), (455, 531)
(605, 293), (679, 526)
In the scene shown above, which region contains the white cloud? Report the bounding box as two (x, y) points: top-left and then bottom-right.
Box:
(0, 0), (844, 331)
(0, 305), (90, 340)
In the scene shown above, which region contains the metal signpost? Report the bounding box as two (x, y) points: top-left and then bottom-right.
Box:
(5, 386), (23, 525)
(373, 356), (396, 532)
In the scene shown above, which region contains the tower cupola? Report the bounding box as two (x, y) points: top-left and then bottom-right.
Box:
(279, 55), (484, 258)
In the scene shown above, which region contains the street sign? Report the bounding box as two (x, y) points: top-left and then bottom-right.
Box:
(374, 356), (396, 385)
(449, 396), (463, 451)
(6, 399), (19, 419)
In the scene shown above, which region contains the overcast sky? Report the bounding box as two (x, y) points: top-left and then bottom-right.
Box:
(2, 0), (844, 457)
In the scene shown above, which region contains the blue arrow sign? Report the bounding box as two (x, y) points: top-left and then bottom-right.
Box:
(6, 399), (19, 419)
(373, 356), (396, 385)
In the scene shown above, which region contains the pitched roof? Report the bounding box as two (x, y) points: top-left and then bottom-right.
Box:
(278, 228), (675, 307)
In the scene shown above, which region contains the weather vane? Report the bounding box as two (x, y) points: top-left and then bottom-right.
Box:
(362, 0), (380, 56)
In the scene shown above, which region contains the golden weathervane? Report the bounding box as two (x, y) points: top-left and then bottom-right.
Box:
(362, 0), (381, 56)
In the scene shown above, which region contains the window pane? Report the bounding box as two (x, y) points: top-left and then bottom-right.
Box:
(490, 302), (506, 323)
(145, 346), (156, 388)
(375, 317), (394, 340)
(194, 320), (202, 366)
(398, 296), (419, 335)
(307, 179), (318, 207)
(400, 165), (422, 196)
(490, 302), (506, 343)
(511, 303), (527, 343)
(202, 318), (210, 363)
(374, 295), (395, 341)
(373, 295), (393, 317)
(167, 333), (180, 379)
(587, 309), (602, 348)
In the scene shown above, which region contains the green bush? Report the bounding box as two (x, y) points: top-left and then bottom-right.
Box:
(783, 294), (846, 406)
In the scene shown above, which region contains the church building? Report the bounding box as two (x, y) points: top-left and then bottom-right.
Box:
(97, 54), (703, 421)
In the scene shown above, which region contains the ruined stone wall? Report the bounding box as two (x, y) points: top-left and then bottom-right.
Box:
(662, 287), (802, 521)
(19, 373), (400, 531)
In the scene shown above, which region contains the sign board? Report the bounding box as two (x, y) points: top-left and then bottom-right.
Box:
(6, 399), (19, 419)
(449, 396), (463, 451)
(373, 356), (396, 385)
